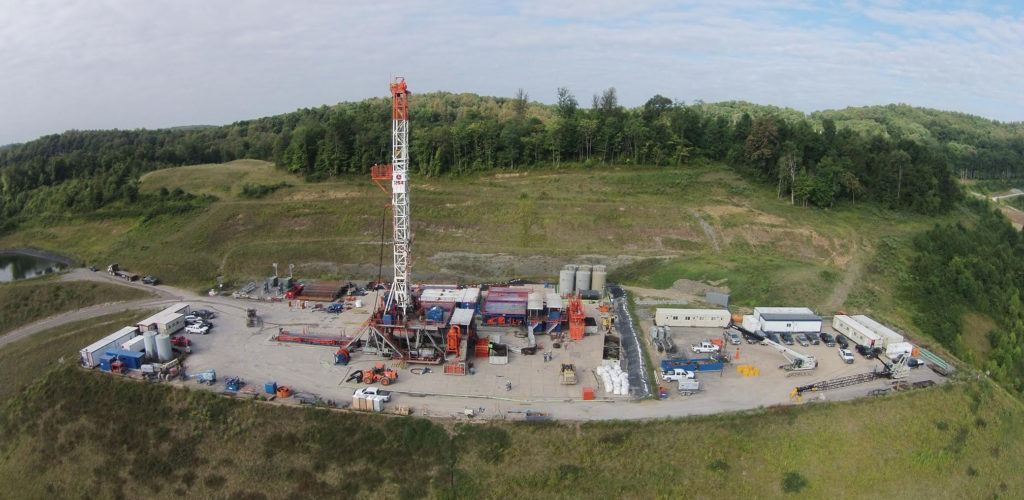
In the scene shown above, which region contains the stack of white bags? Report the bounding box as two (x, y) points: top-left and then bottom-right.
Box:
(596, 363), (630, 396)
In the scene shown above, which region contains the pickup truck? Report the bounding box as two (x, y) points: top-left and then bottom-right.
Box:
(354, 387), (392, 402)
(691, 341), (720, 354)
(185, 324), (210, 335)
(661, 368), (695, 382)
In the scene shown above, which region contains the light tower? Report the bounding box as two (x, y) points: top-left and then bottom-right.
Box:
(372, 77), (412, 315)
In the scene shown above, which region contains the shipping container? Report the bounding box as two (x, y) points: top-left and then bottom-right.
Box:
(832, 314), (882, 348)
(885, 342), (914, 360)
(98, 353), (115, 371)
(80, 326), (139, 367)
(655, 308), (731, 328)
(851, 315), (904, 347)
(120, 335), (146, 352)
(136, 304), (190, 335)
(741, 314), (760, 334)
(105, 349), (145, 370)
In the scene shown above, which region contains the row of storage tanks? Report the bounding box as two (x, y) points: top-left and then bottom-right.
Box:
(119, 330), (177, 363)
(558, 264), (608, 296)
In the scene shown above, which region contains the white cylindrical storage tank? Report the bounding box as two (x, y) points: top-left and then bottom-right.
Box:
(561, 265), (577, 296)
(559, 268), (575, 296)
(575, 265), (592, 292)
(156, 334), (173, 362)
(144, 331), (158, 359)
(592, 265), (607, 292)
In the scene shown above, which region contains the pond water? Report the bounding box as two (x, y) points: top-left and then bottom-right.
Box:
(0, 252), (69, 283)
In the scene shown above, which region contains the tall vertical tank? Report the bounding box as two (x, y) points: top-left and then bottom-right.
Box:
(559, 264), (577, 296)
(143, 331), (158, 359)
(156, 334), (173, 362)
(592, 264), (607, 292)
(575, 265), (592, 292)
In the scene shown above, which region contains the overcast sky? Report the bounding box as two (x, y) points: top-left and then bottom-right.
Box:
(2, 0), (1022, 145)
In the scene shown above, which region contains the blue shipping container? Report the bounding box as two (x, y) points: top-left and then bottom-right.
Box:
(105, 349), (145, 370)
(98, 353), (115, 372)
(426, 306), (445, 322)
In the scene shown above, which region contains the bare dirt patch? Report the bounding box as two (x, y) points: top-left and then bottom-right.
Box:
(1000, 206), (1024, 230)
(722, 226), (849, 266)
(624, 279), (731, 305)
(701, 204), (786, 225)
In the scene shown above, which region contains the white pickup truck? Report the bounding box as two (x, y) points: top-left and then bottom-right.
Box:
(354, 387), (392, 402)
(661, 368), (695, 382)
(691, 341), (720, 354)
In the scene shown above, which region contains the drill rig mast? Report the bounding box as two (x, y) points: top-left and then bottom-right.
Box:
(371, 77), (412, 317)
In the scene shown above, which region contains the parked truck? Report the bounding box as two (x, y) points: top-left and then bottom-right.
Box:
(106, 263), (139, 282)
(354, 386), (392, 402)
(691, 341), (720, 354)
(661, 368), (695, 383)
(560, 363), (578, 385)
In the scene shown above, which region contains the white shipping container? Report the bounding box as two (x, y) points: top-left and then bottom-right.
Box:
(80, 326), (139, 367)
(120, 335), (146, 352)
(832, 315), (882, 347)
(886, 342), (914, 360)
(741, 315), (760, 333)
(852, 315), (904, 347)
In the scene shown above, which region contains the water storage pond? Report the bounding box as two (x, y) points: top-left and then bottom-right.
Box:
(0, 250), (71, 283)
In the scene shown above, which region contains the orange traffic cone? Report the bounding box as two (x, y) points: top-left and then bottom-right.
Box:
(735, 348), (740, 360)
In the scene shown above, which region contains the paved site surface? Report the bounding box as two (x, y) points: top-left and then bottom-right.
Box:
(7, 269), (949, 421)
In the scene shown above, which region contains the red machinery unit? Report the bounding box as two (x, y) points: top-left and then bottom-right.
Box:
(568, 295), (586, 340)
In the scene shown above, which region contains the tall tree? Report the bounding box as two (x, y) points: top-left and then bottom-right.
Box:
(512, 88), (529, 119)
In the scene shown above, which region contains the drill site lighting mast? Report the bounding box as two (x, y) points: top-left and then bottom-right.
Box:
(371, 77), (412, 315)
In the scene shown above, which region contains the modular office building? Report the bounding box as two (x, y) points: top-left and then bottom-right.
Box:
(655, 308), (731, 328)
(753, 307), (822, 333)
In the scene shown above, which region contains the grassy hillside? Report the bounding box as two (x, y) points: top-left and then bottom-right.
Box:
(1, 161), (948, 288)
(139, 159), (302, 198)
(0, 161), (969, 352)
(0, 358), (1020, 498)
(0, 276), (153, 337)
(0, 309), (156, 401)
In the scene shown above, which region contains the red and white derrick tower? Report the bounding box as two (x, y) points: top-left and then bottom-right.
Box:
(372, 77), (412, 316)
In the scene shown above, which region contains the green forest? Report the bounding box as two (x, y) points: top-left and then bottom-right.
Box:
(908, 202), (1024, 393)
(3, 90), (1024, 228)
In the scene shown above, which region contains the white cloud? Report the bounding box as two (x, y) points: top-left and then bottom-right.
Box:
(0, 0), (1021, 145)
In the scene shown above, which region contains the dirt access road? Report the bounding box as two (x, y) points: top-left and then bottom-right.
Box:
(0, 269), (235, 350)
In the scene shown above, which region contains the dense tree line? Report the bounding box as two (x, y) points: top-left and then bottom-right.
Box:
(815, 104), (1024, 181)
(909, 202), (1024, 393)
(5, 90), (1024, 225)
